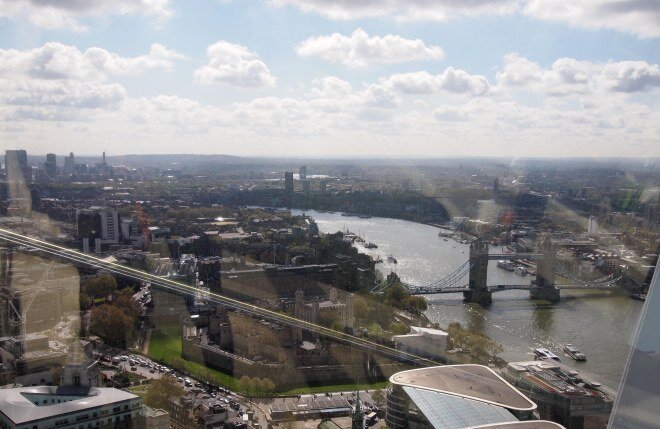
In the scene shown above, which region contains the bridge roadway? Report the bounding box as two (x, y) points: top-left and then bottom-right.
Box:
(0, 228), (438, 368)
(406, 283), (620, 295)
(487, 253), (544, 260)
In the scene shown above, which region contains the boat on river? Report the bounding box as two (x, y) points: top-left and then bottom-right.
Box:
(364, 242), (378, 249)
(563, 344), (587, 361)
(387, 255), (398, 264)
(630, 292), (647, 301)
(533, 347), (561, 362)
(497, 260), (516, 271)
(515, 266), (527, 276)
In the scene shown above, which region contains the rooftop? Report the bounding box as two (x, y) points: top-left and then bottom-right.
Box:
(403, 386), (517, 429)
(390, 365), (536, 411)
(507, 361), (614, 401)
(467, 421), (565, 429)
(0, 386), (139, 424)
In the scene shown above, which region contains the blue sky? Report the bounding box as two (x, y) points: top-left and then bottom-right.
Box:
(1, 0), (659, 157)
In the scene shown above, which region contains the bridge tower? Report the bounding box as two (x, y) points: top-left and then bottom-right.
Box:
(464, 239), (492, 306)
(530, 237), (560, 302)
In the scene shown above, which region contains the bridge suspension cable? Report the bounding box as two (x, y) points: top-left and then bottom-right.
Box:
(405, 260), (472, 293)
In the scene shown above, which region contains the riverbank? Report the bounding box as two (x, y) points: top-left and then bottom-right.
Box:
(298, 209), (642, 390)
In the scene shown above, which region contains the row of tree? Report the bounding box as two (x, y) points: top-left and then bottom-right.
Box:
(238, 376), (276, 397)
(446, 322), (504, 363)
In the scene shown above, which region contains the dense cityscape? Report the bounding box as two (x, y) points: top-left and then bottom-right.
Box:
(0, 149), (657, 429)
(1, 0), (659, 428)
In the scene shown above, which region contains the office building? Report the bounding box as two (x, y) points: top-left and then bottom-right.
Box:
(5, 150), (30, 183)
(44, 153), (57, 179)
(0, 341), (144, 429)
(285, 171), (294, 194)
(302, 179), (311, 195)
(299, 165), (307, 180)
(393, 326), (448, 360)
(587, 216), (598, 236)
(63, 152), (75, 175)
(504, 361), (613, 429)
(76, 206), (120, 252)
(386, 365), (564, 429)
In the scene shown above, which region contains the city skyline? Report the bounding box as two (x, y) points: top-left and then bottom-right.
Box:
(1, 0), (659, 158)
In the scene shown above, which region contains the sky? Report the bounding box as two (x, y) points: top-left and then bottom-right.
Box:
(1, 0), (659, 158)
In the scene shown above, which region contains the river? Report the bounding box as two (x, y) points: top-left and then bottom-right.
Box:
(293, 209), (643, 390)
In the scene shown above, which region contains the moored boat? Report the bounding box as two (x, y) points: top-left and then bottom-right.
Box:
(533, 347), (561, 362)
(563, 344), (587, 361)
(497, 260), (516, 271)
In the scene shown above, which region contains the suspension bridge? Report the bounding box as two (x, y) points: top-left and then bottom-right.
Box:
(372, 238), (621, 305)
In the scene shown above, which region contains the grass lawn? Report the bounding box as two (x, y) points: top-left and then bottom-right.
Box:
(147, 325), (241, 391)
(147, 325), (389, 395)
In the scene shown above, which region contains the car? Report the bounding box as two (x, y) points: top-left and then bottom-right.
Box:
(184, 379), (193, 387)
(130, 366), (137, 371)
(177, 377), (184, 383)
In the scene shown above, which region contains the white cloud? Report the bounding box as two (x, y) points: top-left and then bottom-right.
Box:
(271, 0), (660, 38)
(296, 28), (444, 67)
(496, 53), (660, 95)
(269, 0), (517, 21)
(382, 68), (491, 96)
(0, 42), (184, 120)
(194, 41), (276, 89)
(0, 42), (186, 81)
(1, 46), (658, 157)
(310, 76), (353, 98)
(601, 61), (660, 92)
(433, 105), (469, 121)
(0, 0), (175, 31)
(523, 0), (660, 38)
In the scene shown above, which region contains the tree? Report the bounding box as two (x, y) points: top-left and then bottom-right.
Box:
(261, 378), (276, 395)
(112, 370), (131, 388)
(389, 322), (410, 335)
(83, 274), (117, 299)
(89, 304), (134, 348)
(385, 283), (407, 305)
(145, 375), (185, 409)
(353, 296), (369, 320)
(239, 375), (252, 395)
(371, 389), (385, 405)
(170, 357), (187, 372)
(403, 295), (428, 314)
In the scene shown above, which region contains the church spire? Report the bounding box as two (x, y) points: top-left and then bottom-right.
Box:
(352, 388), (364, 429)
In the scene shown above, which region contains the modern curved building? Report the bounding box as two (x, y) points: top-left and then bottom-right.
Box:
(386, 364), (565, 429)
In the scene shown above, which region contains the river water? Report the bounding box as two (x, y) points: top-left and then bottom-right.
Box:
(293, 209), (643, 390)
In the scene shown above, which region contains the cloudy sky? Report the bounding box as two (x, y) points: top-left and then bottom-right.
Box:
(1, 0), (659, 158)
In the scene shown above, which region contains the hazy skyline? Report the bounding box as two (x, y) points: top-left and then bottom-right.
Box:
(1, 0), (659, 158)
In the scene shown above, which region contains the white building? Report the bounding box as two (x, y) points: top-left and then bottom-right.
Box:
(392, 326), (448, 360)
(0, 341), (144, 429)
(587, 215), (598, 236)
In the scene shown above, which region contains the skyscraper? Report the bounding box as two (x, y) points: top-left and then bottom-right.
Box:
(5, 150), (30, 184)
(44, 153), (57, 179)
(63, 152), (75, 175)
(588, 215), (598, 236)
(299, 165), (307, 180)
(285, 171), (294, 194)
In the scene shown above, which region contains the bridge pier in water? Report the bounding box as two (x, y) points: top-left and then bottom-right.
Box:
(529, 237), (560, 303)
(464, 239), (492, 306)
